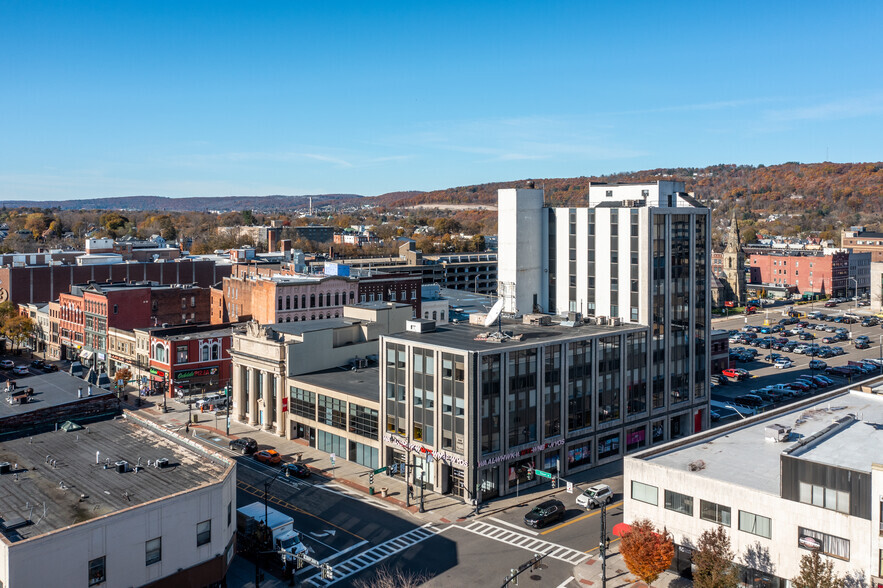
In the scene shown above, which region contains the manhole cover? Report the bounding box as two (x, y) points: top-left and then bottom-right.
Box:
(530, 575), (542, 581)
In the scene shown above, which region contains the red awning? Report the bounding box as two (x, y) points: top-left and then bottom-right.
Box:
(612, 522), (632, 537)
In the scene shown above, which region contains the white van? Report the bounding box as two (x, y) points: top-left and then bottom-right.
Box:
(195, 394), (224, 409)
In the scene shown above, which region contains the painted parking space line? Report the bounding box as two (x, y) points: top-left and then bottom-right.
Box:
(540, 500), (623, 535)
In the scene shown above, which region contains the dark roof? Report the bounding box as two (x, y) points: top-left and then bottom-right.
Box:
(0, 417), (230, 542)
(0, 372), (112, 419)
(384, 320), (645, 353)
(290, 366), (380, 404)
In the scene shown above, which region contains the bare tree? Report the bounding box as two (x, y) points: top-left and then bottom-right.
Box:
(353, 564), (429, 588)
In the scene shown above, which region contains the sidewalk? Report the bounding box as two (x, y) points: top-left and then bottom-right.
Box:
(572, 547), (689, 588)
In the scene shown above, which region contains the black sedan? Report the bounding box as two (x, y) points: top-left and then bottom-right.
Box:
(229, 437), (258, 454)
(281, 463), (312, 478)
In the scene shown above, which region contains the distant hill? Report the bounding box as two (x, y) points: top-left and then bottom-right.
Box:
(2, 193), (362, 212)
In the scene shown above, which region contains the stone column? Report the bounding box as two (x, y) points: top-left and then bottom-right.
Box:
(275, 374), (286, 437)
(247, 368), (258, 426)
(263, 370), (273, 431)
(235, 364), (246, 422)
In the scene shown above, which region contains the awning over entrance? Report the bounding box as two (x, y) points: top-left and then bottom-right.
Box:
(612, 522), (632, 537)
(80, 350), (93, 361)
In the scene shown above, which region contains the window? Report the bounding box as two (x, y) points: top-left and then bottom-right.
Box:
(349, 403), (379, 439)
(197, 520), (212, 546)
(798, 481), (850, 514)
(201, 345), (210, 362)
(146, 537), (162, 565)
(798, 527), (849, 560)
(317, 394), (347, 430)
(227, 501), (232, 527)
(113, 304), (118, 314)
(664, 490), (693, 516)
(88, 556), (106, 586)
(738, 510), (771, 539)
(176, 345), (188, 363)
(289, 387), (316, 419)
(700, 499), (731, 526)
(631, 481), (658, 506)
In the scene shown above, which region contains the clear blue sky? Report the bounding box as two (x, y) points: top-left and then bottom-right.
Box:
(2, 1), (882, 201)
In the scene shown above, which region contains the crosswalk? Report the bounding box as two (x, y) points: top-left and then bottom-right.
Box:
(460, 521), (589, 565)
(301, 523), (445, 586)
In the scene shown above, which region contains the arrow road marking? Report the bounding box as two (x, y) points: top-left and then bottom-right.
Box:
(310, 529), (337, 538)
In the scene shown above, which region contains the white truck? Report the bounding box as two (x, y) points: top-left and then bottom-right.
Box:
(236, 502), (307, 565)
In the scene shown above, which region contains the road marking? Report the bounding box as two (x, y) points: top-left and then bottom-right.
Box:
(540, 500), (623, 535)
(301, 523), (446, 586)
(459, 521), (588, 565)
(584, 536), (621, 553)
(320, 540), (369, 564)
(555, 577), (575, 588)
(488, 517), (539, 536)
(236, 479), (366, 541)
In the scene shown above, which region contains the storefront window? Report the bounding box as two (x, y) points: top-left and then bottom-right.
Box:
(598, 433), (620, 460)
(626, 425), (647, 452)
(567, 440), (591, 469)
(507, 456), (535, 488)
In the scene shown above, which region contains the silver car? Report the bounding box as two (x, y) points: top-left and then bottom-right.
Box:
(576, 484), (613, 509)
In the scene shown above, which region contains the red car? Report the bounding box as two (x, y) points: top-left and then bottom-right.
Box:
(254, 449), (282, 466)
(722, 368), (749, 380)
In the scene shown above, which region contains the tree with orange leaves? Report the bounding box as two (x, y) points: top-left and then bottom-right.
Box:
(619, 519), (675, 584)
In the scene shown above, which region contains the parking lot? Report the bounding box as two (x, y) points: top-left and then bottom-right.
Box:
(712, 302), (883, 419)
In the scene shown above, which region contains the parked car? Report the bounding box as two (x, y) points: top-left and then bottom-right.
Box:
(229, 437), (258, 454)
(809, 359), (827, 370)
(734, 394), (764, 408)
(576, 484), (613, 509)
(722, 368), (749, 380)
(710, 409), (721, 422)
(254, 449), (283, 465)
(774, 359), (794, 369)
(787, 381), (810, 392)
(831, 347), (846, 356)
(524, 499), (566, 528)
(12, 365), (29, 375)
(30, 359), (45, 369)
(824, 300), (837, 307)
(40, 363), (59, 372)
(0, 360), (14, 369)
(281, 463), (312, 478)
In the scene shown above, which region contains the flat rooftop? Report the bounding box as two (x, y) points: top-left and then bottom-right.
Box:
(0, 372), (111, 419)
(385, 319), (646, 353)
(291, 366), (380, 404)
(0, 416), (230, 542)
(644, 390), (883, 495)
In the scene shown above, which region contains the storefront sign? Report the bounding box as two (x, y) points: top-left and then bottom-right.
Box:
(478, 438), (565, 468)
(149, 367), (167, 377)
(174, 365), (219, 379)
(798, 535), (821, 551)
(383, 434), (469, 467)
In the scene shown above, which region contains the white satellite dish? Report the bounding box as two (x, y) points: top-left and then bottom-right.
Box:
(484, 298), (505, 328)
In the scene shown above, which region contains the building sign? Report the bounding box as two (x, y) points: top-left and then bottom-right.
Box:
(149, 367), (167, 377)
(478, 438), (566, 468)
(383, 434), (469, 467)
(174, 366), (219, 379)
(798, 535), (821, 551)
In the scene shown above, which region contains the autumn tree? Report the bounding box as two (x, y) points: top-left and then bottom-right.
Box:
(113, 368), (133, 385)
(692, 526), (740, 588)
(619, 519), (675, 584)
(24, 212), (48, 238)
(2, 314), (35, 354)
(791, 550), (844, 588)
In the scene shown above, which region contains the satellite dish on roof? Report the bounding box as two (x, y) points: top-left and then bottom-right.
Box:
(484, 298), (505, 328)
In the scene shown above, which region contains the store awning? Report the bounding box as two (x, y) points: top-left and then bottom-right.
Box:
(612, 522), (632, 537)
(80, 350), (93, 361)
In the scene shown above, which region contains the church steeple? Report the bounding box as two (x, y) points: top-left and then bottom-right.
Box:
(725, 212), (741, 252)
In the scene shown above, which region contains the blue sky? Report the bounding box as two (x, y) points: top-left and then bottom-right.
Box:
(2, 1), (882, 201)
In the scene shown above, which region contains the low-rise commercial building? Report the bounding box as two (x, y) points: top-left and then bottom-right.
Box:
(0, 414), (236, 587)
(624, 389), (883, 584)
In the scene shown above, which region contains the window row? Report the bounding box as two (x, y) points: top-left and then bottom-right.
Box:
(277, 291), (355, 310)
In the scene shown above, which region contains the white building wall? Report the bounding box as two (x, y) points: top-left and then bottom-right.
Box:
(871, 262), (883, 313)
(1, 469), (236, 588)
(497, 188), (545, 314)
(553, 208), (570, 314)
(624, 456), (872, 581)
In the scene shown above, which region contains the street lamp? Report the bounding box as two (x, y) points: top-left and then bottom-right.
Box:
(724, 404), (748, 420)
(848, 277), (858, 310)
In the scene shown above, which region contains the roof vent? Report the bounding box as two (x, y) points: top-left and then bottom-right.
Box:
(115, 460), (128, 473)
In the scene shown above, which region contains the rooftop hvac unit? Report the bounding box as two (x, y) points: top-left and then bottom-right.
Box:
(596, 316), (608, 326)
(155, 458), (169, 469)
(0, 462), (10, 475)
(609, 317), (622, 326)
(115, 460), (128, 473)
(764, 424), (792, 443)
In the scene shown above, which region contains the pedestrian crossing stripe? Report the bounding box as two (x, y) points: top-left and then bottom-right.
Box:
(460, 521), (589, 565)
(302, 523), (445, 587)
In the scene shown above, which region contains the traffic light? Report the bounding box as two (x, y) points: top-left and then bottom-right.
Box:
(296, 554), (304, 570)
(369, 472), (374, 485)
(532, 554), (541, 570)
(321, 564), (334, 580)
(510, 569), (518, 585)
(551, 477), (557, 489)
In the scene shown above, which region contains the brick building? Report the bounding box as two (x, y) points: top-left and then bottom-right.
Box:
(748, 250), (848, 298)
(842, 226), (883, 262)
(0, 258), (229, 306)
(144, 323), (233, 399)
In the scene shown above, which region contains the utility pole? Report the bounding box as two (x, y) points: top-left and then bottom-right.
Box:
(599, 501), (608, 588)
